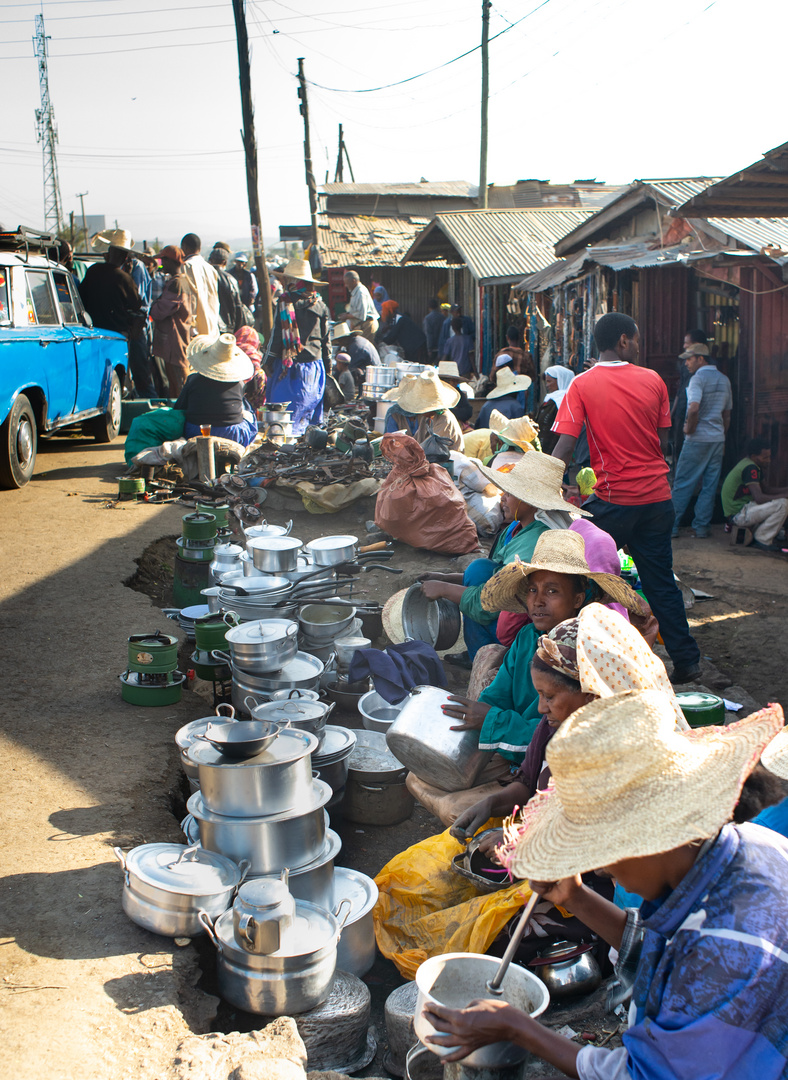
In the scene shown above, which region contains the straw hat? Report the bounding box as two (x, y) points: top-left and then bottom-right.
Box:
(382, 369), (460, 413)
(93, 228), (133, 252)
(476, 450), (587, 515)
(505, 690), (784, 882)
(490, 412), (539, 452)
(274, 258), (328, 286)
(437, 360), (462, 382)
(186, 333), (254, 383)
(481, 530), (643, 615)
(488, 366), (532, 399)
(760, 726), (788, 780)
(331, 321), (361, 342)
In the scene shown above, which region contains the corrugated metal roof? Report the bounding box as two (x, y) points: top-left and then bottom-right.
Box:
(321, 181), (478, 198)
(642, 178), (721, 205)
(403, 208), (593, 284)
(675, 143), (788, 218)
(707, 216), (788, 256)
(316, 213), (448, 268)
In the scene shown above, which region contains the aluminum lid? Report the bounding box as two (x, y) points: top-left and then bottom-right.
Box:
(251, 699), (328, 724)
(187, 726), (317, 768)
(187, 779), (332, 824)
(224, 619), (298, 645)
(213, 543), (243, 558)
(332, 866), (379, 923)
(307, 535), (358, 552)
(246, 536), (303, 553)
(312, 724), (357, 766)
(175, 713), (232, 750)
(180, 605), (211, 621)
(124, 842), (240, 894)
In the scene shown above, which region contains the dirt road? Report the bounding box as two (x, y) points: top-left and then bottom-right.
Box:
(1, 432), (785, 1079)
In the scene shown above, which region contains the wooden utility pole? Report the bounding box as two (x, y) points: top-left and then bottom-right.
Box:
(334, 124), (344, 182)
(231, 0), (273, 339)
(479, 0), (491, 209)
(297, 58), (319, 248)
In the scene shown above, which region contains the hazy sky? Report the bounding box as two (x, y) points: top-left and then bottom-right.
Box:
(2, 0), (784, 250)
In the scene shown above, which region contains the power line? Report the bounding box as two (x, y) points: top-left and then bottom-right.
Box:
(306, 0), (553, 92)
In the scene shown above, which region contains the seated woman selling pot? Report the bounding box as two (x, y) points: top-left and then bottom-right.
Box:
(175, 333), (259, 447)
(420, 451), (583, 665)
(423, 691), (788, 1080)
(383, 369), (465, 452)
(374, 604), (683, 979)
(407, 530), (646, 825)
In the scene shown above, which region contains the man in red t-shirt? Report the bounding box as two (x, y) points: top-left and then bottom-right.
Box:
(551, 312), (700, 683)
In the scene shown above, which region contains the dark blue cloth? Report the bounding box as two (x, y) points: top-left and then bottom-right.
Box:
(267, 357), (326, 436)
(462, 557), (500, 659)
(753, 795), (788, 838)
(476, 392), (527, 429)
(584, 494), (700, 670)
(345, 334), (380, 371)
(347, 640), (447, 704)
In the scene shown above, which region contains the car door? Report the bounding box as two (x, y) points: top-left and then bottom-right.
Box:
(61, 273), (126, 413)
(23, 268), (77, 424)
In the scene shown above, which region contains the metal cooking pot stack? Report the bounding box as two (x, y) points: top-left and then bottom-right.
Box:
(120, 630), (185, 706)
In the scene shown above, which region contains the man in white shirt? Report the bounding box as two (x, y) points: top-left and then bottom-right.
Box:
(343, 270), (378, 341)
(181, 233), (220, 338)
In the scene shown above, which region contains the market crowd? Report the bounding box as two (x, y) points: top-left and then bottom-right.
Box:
(74, 237), (788, 1080)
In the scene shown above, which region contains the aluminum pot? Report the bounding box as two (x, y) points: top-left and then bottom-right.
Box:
(268, 687), (321, 703)
(306, 535), (358, 567)
(217, 618), (299, 675)
(187, 728), (317, 817)
(187, 780), (332, 874)
(298, 603), (357, 644)
(199, 896), (349, 1015)
(386, 685), (492, 792)
(401, 583), (461, 651)
(335, 635), (371, 671)
(247, 535), (303, 574)
(244, 519), (293, 540)
(332, 867), (378, 977)
(231, 652), (327, 713)
(414, 952), (549, 1067)
(114, 842), (249, 938)
(358, 690), (404, 734)
(342, 730), (413, 826)
(175, 703), (237, 780)
(254, 829), (341, 910)
(312, 725), (357, 803)
(240, 551), (266, 578)
(245, 698), (334, 751)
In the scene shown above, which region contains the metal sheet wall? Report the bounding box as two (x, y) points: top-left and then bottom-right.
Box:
(638, 265), (689, 393)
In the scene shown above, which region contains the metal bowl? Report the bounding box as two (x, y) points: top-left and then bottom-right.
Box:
(358, 690), (405, 734)
(401, 584), (461, 651)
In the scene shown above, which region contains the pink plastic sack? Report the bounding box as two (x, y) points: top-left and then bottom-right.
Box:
(375, 434), (479, 554)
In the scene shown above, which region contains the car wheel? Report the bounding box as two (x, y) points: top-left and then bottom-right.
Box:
(85, 370), (122, 443)
(0, 393), (38, 489)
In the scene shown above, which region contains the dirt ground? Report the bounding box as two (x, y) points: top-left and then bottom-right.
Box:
(1, 431), (786, 1080)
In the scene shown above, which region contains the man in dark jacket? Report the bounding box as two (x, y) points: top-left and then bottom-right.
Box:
(423, 297), (445, 363)
(209, 244), (249, 333)
(79, 232), (143, 339)
(377, 300), (426, 362)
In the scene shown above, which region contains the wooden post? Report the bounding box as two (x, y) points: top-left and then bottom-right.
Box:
(297, 57), (320, 249)
(231, 0), (273, 341)
(196, 436), (216, 482)
(334, 124), (344, 182)
(479, 0), (491, 209)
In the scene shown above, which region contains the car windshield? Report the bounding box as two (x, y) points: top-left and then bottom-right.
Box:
(53, 271), (79, 324)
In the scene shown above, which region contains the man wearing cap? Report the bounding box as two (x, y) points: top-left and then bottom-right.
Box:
(343, 270), (378, 341)
(334, 352), (356, 401)
(208, 244), (248, 334)
(330, 322), (380, 374)
(670, 341), (732, 539)
(476, 361), (531, 428)
(180, 233), (220, 338)
(150, 245), (195, 395)
(229, 251), (258, 309)
(671, 328), (707, 461)
(551, 311), (701, 685)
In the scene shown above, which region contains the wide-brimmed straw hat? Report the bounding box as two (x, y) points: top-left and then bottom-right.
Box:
(490, 412), (539, 452)
(331, 321), (361, 342)
(476, 450), (587, 516)
(760, 726), (788, 779)
(187, 333), (254, 383)
(481, 530), (642, 615)
(93, 228), (133, 252)
(504, 690), (784, 883)
(487, 366), (532, 399)
(274, 258), (328, 286)
(437, 360), (462, 382)
(382, 369), (460, 413)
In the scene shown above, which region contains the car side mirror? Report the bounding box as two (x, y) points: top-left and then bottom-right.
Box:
(80, 310), (93, 328)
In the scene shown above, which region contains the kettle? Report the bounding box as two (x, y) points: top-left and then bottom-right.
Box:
(233, 871), (295, 954)
(528, 940), (602, 999)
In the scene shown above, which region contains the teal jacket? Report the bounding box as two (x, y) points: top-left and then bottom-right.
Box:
(478, 623), (541, 763)
(458, 519), (549, 625)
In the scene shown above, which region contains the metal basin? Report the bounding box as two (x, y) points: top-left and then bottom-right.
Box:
(358, 690), (404, 734)
(298, 603), (356, 643)
(414, 952), (549, 1066)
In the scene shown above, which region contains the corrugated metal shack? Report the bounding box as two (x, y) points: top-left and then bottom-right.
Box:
(401, 207), (594, 374)
(515, 175), (788, 483)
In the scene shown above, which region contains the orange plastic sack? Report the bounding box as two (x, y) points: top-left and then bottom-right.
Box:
(373, 823), (531, 979)
(375, 434), (479, 554)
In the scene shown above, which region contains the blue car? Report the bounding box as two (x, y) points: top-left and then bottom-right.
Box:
(0, 243), (127, 488)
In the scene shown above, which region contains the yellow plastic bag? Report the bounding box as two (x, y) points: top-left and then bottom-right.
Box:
(373, 824), (531, 980)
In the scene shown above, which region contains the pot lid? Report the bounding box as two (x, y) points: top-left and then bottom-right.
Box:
(246, 536), (303, 553)
(312, 724), (357, 766)
(224, 619), (298, 645)
(269, 687), (321, 702)
(187, 726), (316, 767)
(273, 652), (325, 681)
(332, 867), (379, 922)
(180, 605), (211, 621)
(219, 572), (292, 594)
(675, 692), (723, 709)
(251, 699), (327, 724)
(213, 544), (243, 559)
(244, 524), (290, 539)
(187, 779), (332, 824)
(530, 940), (594, 965)
(307, 535), (358, 552)
(124, 843), (240, 894)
